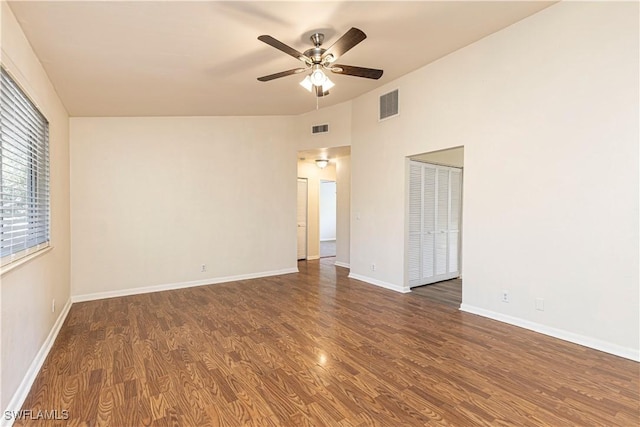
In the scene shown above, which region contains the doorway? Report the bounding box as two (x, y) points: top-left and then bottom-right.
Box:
(296, 146), (350, 265)
(297, 178), (308, 260)
(319, 180), (337, 258)
(406, 146), (464, 306)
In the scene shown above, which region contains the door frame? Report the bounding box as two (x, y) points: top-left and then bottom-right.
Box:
(297, 177), (309, 261)
(404, 158), (464, 289)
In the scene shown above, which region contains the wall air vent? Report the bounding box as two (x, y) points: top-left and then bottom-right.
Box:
(311, 124), (329, 135)
(379, 89), (399, 121)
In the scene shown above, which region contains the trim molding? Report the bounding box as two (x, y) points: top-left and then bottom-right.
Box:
(334, 261), (350, 269)
(72, 268), (299, 303)
(3, 298), (72, 427)
(348, 273), (410, 294)
(460, 304), (640, 362)
(1, 246), (53, 276)
(305, 255), (320, 261)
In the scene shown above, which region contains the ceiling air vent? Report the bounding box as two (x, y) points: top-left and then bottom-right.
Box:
(311, 124), (329, 135)
(379, 89), (399, 121)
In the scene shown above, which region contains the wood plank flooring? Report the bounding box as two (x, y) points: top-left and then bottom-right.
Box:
(410, 279), (462, 308)
(16, 258), (639, 426)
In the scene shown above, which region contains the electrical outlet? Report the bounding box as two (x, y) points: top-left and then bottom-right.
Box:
(535, 298), (545, 311)
(51, 299), (55, 313)
(371, 263), (376, 271)
(501, 290), (509, 303)
(201, 264), (207, 273)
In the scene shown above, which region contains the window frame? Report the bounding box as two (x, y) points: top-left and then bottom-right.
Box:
(0, 66), (51, 269)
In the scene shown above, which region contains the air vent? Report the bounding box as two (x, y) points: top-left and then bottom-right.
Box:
(311, 124), (329, 134)
(379, 89), (399, 121)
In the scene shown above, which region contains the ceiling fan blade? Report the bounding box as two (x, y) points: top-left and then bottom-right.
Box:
(257, 68), (307, 82)
(258, 35), (310, 64)
(330, 64), (383, 80)
(323, 27), (367, 61)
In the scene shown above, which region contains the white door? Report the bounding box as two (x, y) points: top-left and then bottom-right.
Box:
(297, 178), (308, 260)
(408, 161), (462, 287)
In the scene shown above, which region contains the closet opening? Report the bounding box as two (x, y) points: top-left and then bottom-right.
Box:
(405, 146), (464, 307)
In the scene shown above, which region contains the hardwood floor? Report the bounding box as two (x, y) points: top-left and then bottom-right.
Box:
(16, 258), (639, 426)
(410, 279), (462, 308)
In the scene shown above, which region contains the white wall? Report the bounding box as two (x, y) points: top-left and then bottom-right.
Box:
(70, 116), (297, 298)
(319, 181), (337, 241)
(350, 1), (639, 358)
(335, 155), (351, 267)
(0, 2), (71, 412)
(296, 101), (352, 151)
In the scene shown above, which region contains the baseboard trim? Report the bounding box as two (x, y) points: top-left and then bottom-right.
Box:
(306, 255), (320, 261)
(334, 261), (350, 269)
(72, 268), (299, 303)
(459, 304), (640, 362)
(348, 273), (409, 294)
(3, 298), (72, 427)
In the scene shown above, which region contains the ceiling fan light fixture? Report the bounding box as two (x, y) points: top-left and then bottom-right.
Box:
(322, 77), (335, 91)
(300, 75), (313, 92)
(310, 66), (327, 86)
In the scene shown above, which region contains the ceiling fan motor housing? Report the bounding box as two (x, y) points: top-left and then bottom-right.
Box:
(304, 47), (326, 64)
(310, 33), (324, 47)
(305, 33), (336, 66)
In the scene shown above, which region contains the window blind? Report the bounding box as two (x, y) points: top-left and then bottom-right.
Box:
(0, 67), (50, 266)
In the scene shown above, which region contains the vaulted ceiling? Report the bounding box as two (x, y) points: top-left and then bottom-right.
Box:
(8, 1), (555, 117)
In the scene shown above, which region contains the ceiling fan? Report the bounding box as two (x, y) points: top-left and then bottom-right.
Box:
(257, 27), (383, 97)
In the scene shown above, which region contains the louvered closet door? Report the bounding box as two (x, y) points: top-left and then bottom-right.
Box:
(407, 161), (462, 287)
(422, 167), (436, 280)
(435, 168), (449, 277)
(407, 163), (422, 283)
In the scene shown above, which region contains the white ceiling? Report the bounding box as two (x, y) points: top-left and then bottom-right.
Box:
(8, 1), (555, 117)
